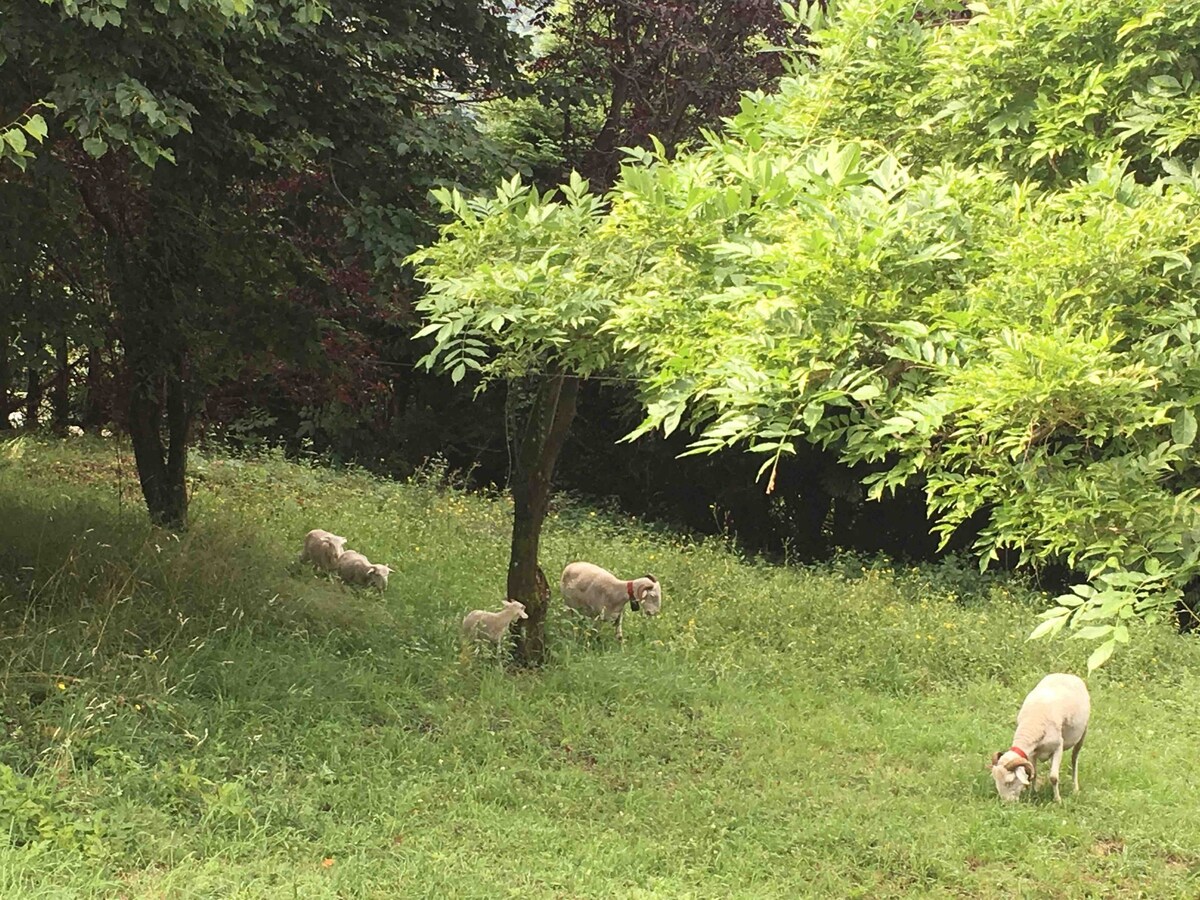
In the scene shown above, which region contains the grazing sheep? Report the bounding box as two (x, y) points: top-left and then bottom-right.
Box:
(560, 561), (661, 642)
(462, 600), (528, 644)
(990, 673), (1091, 803)
(298, 529), (348, 572)
(335, 550), (393, 590)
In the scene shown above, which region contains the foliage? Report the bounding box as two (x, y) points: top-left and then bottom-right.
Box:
(484, 0), (796, 185)
(0, 0), (524, 526)
(411, 173), (614, 385)
(772, 0), (1200, 184)
(412, 0), (1200, 665)
(918, 0), (1200, 181)
(0, 105), (51, 171)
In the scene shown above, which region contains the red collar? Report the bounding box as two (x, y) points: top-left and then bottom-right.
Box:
(1009, 746), (1029, 761)
(626, 580), (635, 599)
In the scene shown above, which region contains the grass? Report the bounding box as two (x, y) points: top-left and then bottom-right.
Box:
(0, 434), (1199, 898)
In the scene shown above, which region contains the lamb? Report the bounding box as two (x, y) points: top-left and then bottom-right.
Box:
(461, 600), (528, 644)
(990, 672), (1090, 803)
(298, 529), (348, 572)
(335, 550), (393, 591)
(560, 561), (661, 642)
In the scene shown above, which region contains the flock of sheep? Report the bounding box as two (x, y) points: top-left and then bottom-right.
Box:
(299, 529), (1088, 804)
(297, 529), (663, 644)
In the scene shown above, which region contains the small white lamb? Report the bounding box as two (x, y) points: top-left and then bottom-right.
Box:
(298, 529), (348, 572)
(990, 672), (1091, 803)
(560, 561), (661, 642)
(335, 550), (393, 591)
(462, 600), (528, 644)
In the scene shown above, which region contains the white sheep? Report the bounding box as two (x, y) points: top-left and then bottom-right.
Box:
(990, 672), (1091, 803)
(560, 561), (661, 642)
(462, 600), (528, 644)
(335, 550), (393, 591)
(298, 529), (348, 572)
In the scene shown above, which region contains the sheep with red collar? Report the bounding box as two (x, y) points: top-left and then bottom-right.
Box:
(990, 673), (1091, 803)
(560, 561), (661, 643)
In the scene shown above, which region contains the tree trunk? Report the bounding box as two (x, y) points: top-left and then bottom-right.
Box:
(52, 336), (70, 432)
(126, 349), (191, 530)
(581, 5), (633, 187)
(105, 225), (192, 530)
(507, 372), (580, 666)
(0, 331), (11, 431)
(24, 333), (43, 429)
(82, 346), (106, 431)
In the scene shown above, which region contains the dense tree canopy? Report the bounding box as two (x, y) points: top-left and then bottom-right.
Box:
(413, 0), (1200, 667)
(487, 0), (795, 186)
(1, 0), (523, 526)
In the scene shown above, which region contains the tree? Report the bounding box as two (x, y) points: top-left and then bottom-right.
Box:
(410, 174), (615, 665)
(413, 1), (798, 664)
(413, 0), (1200, 669)
(487, 0), (796, 187)
(1, 0), (523, 527)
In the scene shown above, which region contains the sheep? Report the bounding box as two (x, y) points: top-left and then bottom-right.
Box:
(560, 561), (661, 642)
(461, 600), (528, 645)
(298, 529), (348, 572)
(335, 550), (393, 591)
(990, 672), (1091, 803)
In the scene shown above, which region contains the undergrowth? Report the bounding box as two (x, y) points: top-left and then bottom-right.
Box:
(0, 435), (1197, 898)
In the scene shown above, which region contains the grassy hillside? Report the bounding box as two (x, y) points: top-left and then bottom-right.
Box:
(0, 435), (1198, 898)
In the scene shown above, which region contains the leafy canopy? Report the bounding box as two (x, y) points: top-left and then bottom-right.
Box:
(412, 0), (1200, 669)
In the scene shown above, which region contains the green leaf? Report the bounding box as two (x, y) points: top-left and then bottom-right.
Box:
(3, 128), (26, 153)
(1028, 617), (1066, 640)
(450, 363), (467, 384)
(1070, 624), (1114, 641)
(1086, 639), (1116, 672)
(1172, 408), (1196, 448)
(82, 136), (108, 158)
(22, 114), (48, 142)
(412, 321), (443, 340)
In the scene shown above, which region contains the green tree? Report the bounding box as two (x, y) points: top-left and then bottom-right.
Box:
(1, 0), (522, 527)
(487, 0), (794, 187)
(411, 174), (613, 665)
(413, 0), (1200, 668)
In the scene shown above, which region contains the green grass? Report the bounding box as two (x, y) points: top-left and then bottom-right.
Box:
(1, 434), (1199, 898)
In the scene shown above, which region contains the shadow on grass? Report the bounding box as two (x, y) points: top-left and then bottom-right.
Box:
(0, 462), (398, 717)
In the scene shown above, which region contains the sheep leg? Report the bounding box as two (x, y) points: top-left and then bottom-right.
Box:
(1048, 744), (1065, 802)
(1070, 730), (1086, 794)
(614, 610), (624, 643)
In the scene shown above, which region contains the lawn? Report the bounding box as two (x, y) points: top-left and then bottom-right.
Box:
(0, 435), (1198, 898)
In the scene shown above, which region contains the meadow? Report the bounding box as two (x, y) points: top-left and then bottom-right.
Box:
(0, 435), (1198, 898)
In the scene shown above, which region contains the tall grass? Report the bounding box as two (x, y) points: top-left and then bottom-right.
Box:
(0, 434), (1198, 898)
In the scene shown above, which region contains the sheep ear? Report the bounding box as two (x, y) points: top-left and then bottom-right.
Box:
(1015, 766), (1031, 785)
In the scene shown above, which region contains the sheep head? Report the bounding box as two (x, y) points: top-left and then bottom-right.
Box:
(503, 600), (528, 620)
(990, 750), (1033, 802)
(366, 564), (392, 590)
(636, 575), (662, 616)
